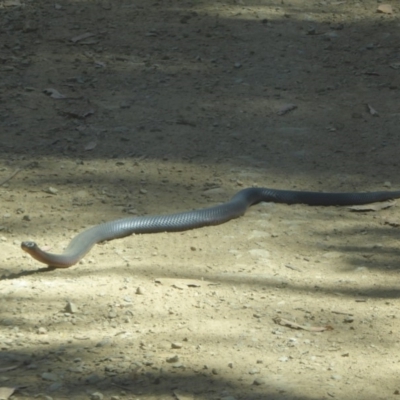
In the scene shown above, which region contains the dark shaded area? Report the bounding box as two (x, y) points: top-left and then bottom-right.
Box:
(1, 0), (400, 176)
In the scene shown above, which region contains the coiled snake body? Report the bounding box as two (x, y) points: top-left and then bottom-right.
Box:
(21, 187), (400, 268)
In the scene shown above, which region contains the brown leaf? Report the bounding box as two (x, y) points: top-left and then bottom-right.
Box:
(349, 200), (395, 212)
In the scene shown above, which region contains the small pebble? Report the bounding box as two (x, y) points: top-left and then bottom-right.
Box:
(136, 287), (145, 295)
(90, 392), (104, 400)
(248, 368), (259, 375)
(96, 338), (111, 347)
(166, 355), (179, 363)
(253, 378), (266, 386)
(41, 372), (58, 381)
(45, 187), (58, 195)
(65, 301), (78, 314)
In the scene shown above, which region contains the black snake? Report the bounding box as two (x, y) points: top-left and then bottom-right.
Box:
(21, 187), (400, 268)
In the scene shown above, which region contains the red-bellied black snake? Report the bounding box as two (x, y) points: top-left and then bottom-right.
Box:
(21, 187), (400, 268)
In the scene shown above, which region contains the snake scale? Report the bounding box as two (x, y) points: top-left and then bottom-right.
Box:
(21, 187), (400, 268)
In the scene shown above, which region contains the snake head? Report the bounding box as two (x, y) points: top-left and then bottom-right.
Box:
(21, 241), (39, 252)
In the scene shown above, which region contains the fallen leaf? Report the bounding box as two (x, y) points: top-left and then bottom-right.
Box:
(84, 141), (97, 151)
(367, 104), (379, 116)
(377, 4), (393, 14)
(277, 103), (297, 116)
(349, 200), (395, 212)
(43, 88), (66, 99)
(70, 32), (95, 43)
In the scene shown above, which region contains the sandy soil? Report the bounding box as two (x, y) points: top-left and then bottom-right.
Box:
(1, 0), (400, 399)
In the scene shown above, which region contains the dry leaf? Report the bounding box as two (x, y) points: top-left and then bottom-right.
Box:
(70, 32), (95, 43)
(84, 141), (97, 151)
(377, 4), (393, 14)
(367, 104), (379, 116)
(349, 200), (395, 212)
(277, 103), (297, 116)
(43, 88), (66, 99)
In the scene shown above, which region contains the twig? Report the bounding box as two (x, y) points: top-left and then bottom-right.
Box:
(0, 167), (22, 186)
(0, 162), (36, 186)
(285, 264), (301, 272)
(273, 316), (333, 332)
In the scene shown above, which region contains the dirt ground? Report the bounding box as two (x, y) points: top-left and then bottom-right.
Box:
(1, 0), (400, 399)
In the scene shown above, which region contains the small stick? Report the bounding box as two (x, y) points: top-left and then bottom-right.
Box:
(0, 167), (22, 186)
(285, 264), (301, 272)
(0, 162), (35, 187)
